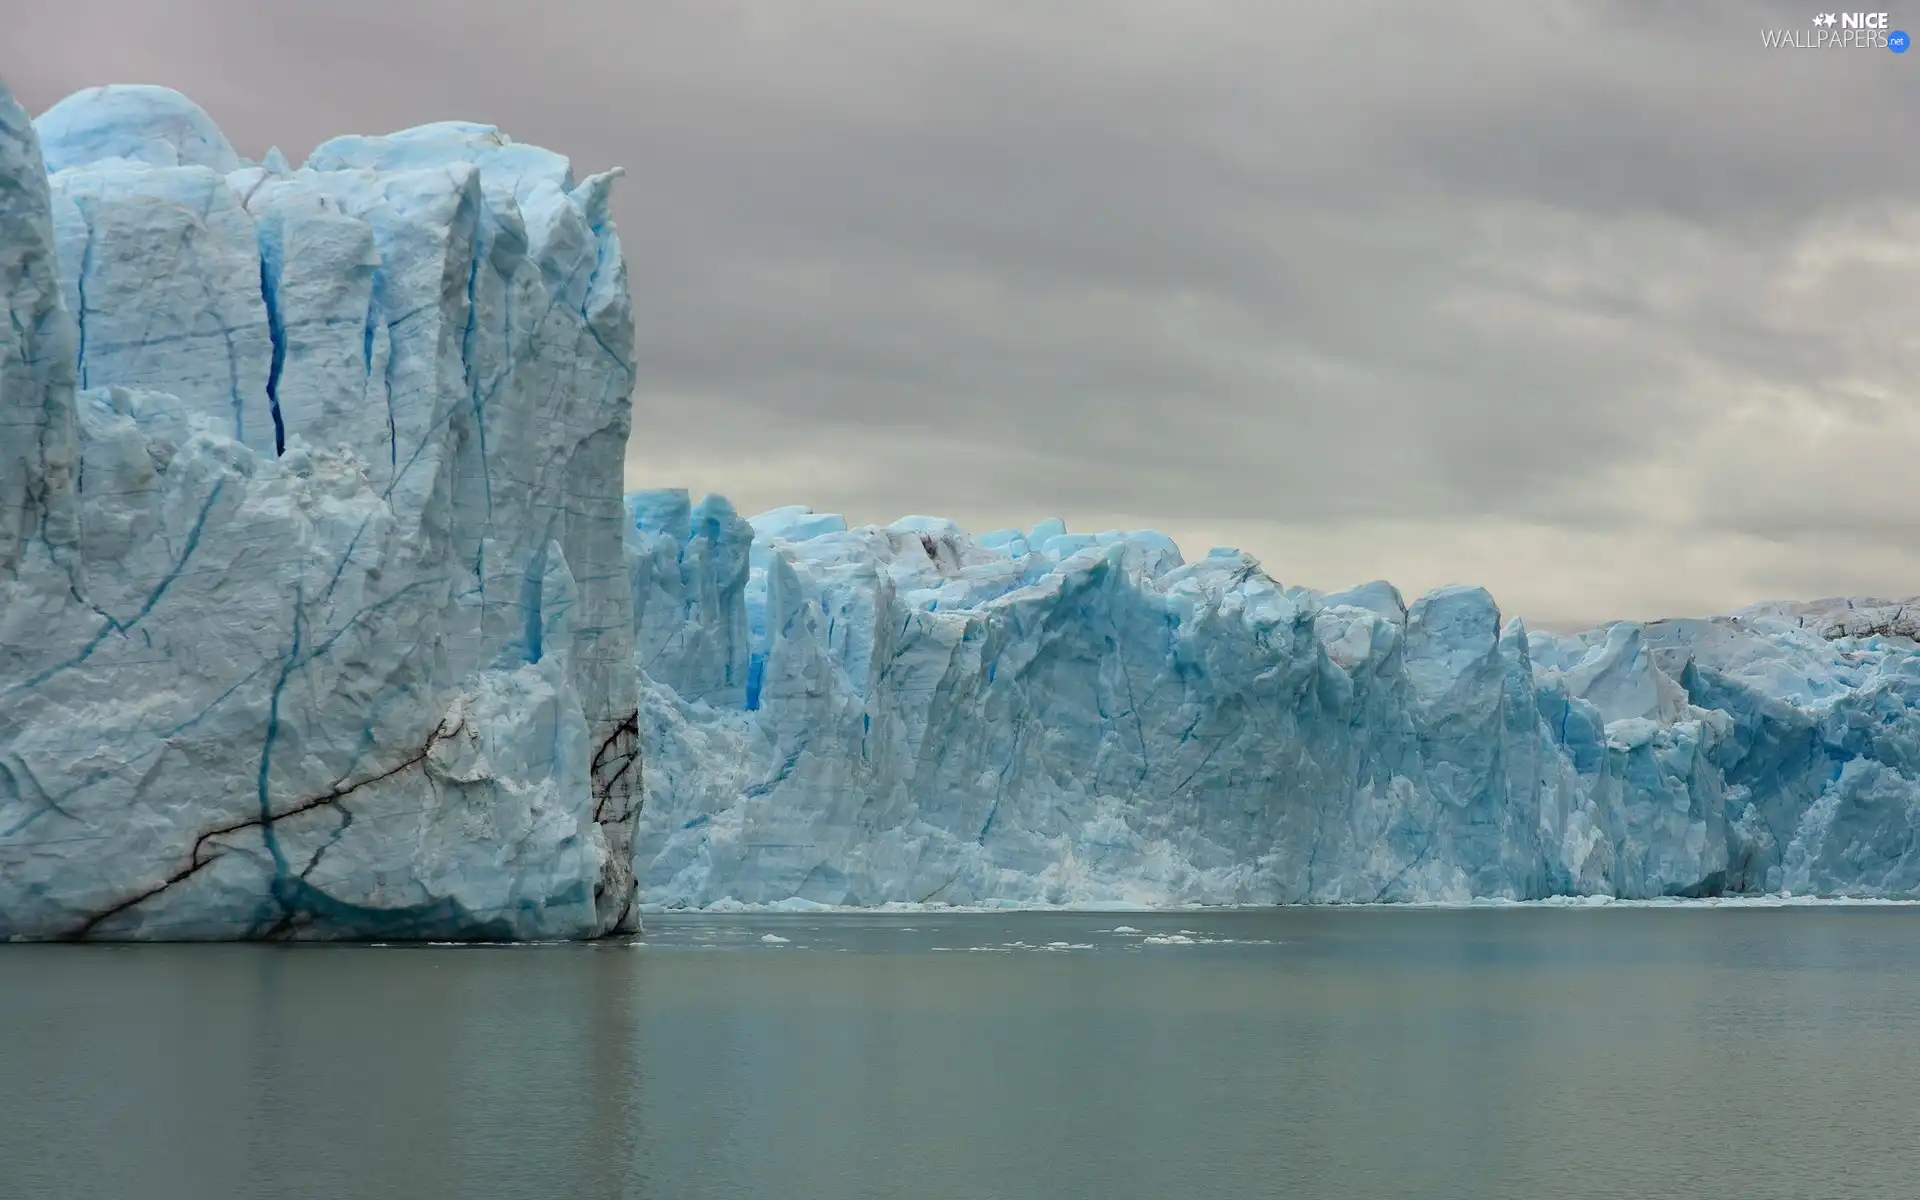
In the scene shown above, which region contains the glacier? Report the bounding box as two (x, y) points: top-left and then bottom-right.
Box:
(632, 494), (1920, 908)
(0, 82), (640, 939)
(7, 80), (1918, 937)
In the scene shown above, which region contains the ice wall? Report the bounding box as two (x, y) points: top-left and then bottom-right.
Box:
(632, 494), (1920, 907)
(0, 83), (640, 939)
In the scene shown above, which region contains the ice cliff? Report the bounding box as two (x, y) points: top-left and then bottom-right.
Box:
(632, 495), (1920, 907)
(0, 83), (640, 939)
(6, 81), (1913, 932)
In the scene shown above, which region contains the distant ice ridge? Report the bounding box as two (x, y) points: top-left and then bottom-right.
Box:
(631, 492), (1920, 908)
(0, 83), (640, 939)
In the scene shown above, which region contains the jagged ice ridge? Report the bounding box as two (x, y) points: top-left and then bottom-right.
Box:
(632, 494), (1920, 908)
(0, 83), (640, 939)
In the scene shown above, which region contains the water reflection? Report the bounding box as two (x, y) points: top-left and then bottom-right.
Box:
(3, 909), (1920, 1199)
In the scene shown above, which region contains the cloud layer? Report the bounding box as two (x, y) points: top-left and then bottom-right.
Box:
(5, 0), (1915, 624)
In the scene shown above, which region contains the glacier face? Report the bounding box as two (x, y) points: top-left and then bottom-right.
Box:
(632, 492), (1920, 908)
(5, 81), (1913, 933)
(0, 83), (640, 939)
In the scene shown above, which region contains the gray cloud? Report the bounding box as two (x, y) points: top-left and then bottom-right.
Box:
(5, 0), (1917, 624)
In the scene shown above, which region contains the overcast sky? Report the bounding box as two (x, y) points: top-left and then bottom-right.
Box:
(5, 1), (1917, 625)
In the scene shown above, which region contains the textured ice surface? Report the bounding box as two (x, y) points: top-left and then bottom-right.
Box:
(633, 496), (1920, 908)
(0, 84), (640, 939)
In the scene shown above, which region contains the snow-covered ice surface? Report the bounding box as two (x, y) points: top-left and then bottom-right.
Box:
(633, 492), (1920, 909)
(0, 83), (640, 939)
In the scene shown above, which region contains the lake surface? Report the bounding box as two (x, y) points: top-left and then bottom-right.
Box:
(4, 907), (1920, 1199)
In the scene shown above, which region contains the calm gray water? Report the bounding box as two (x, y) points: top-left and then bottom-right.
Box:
(4, 907), (1920, 1199)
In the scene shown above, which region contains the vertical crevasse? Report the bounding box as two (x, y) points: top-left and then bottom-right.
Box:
(632, 501), (1920, 909)
(0, 81), (641, 941)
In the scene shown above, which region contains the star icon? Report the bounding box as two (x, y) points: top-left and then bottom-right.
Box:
(1813, 12), (1838, 25)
